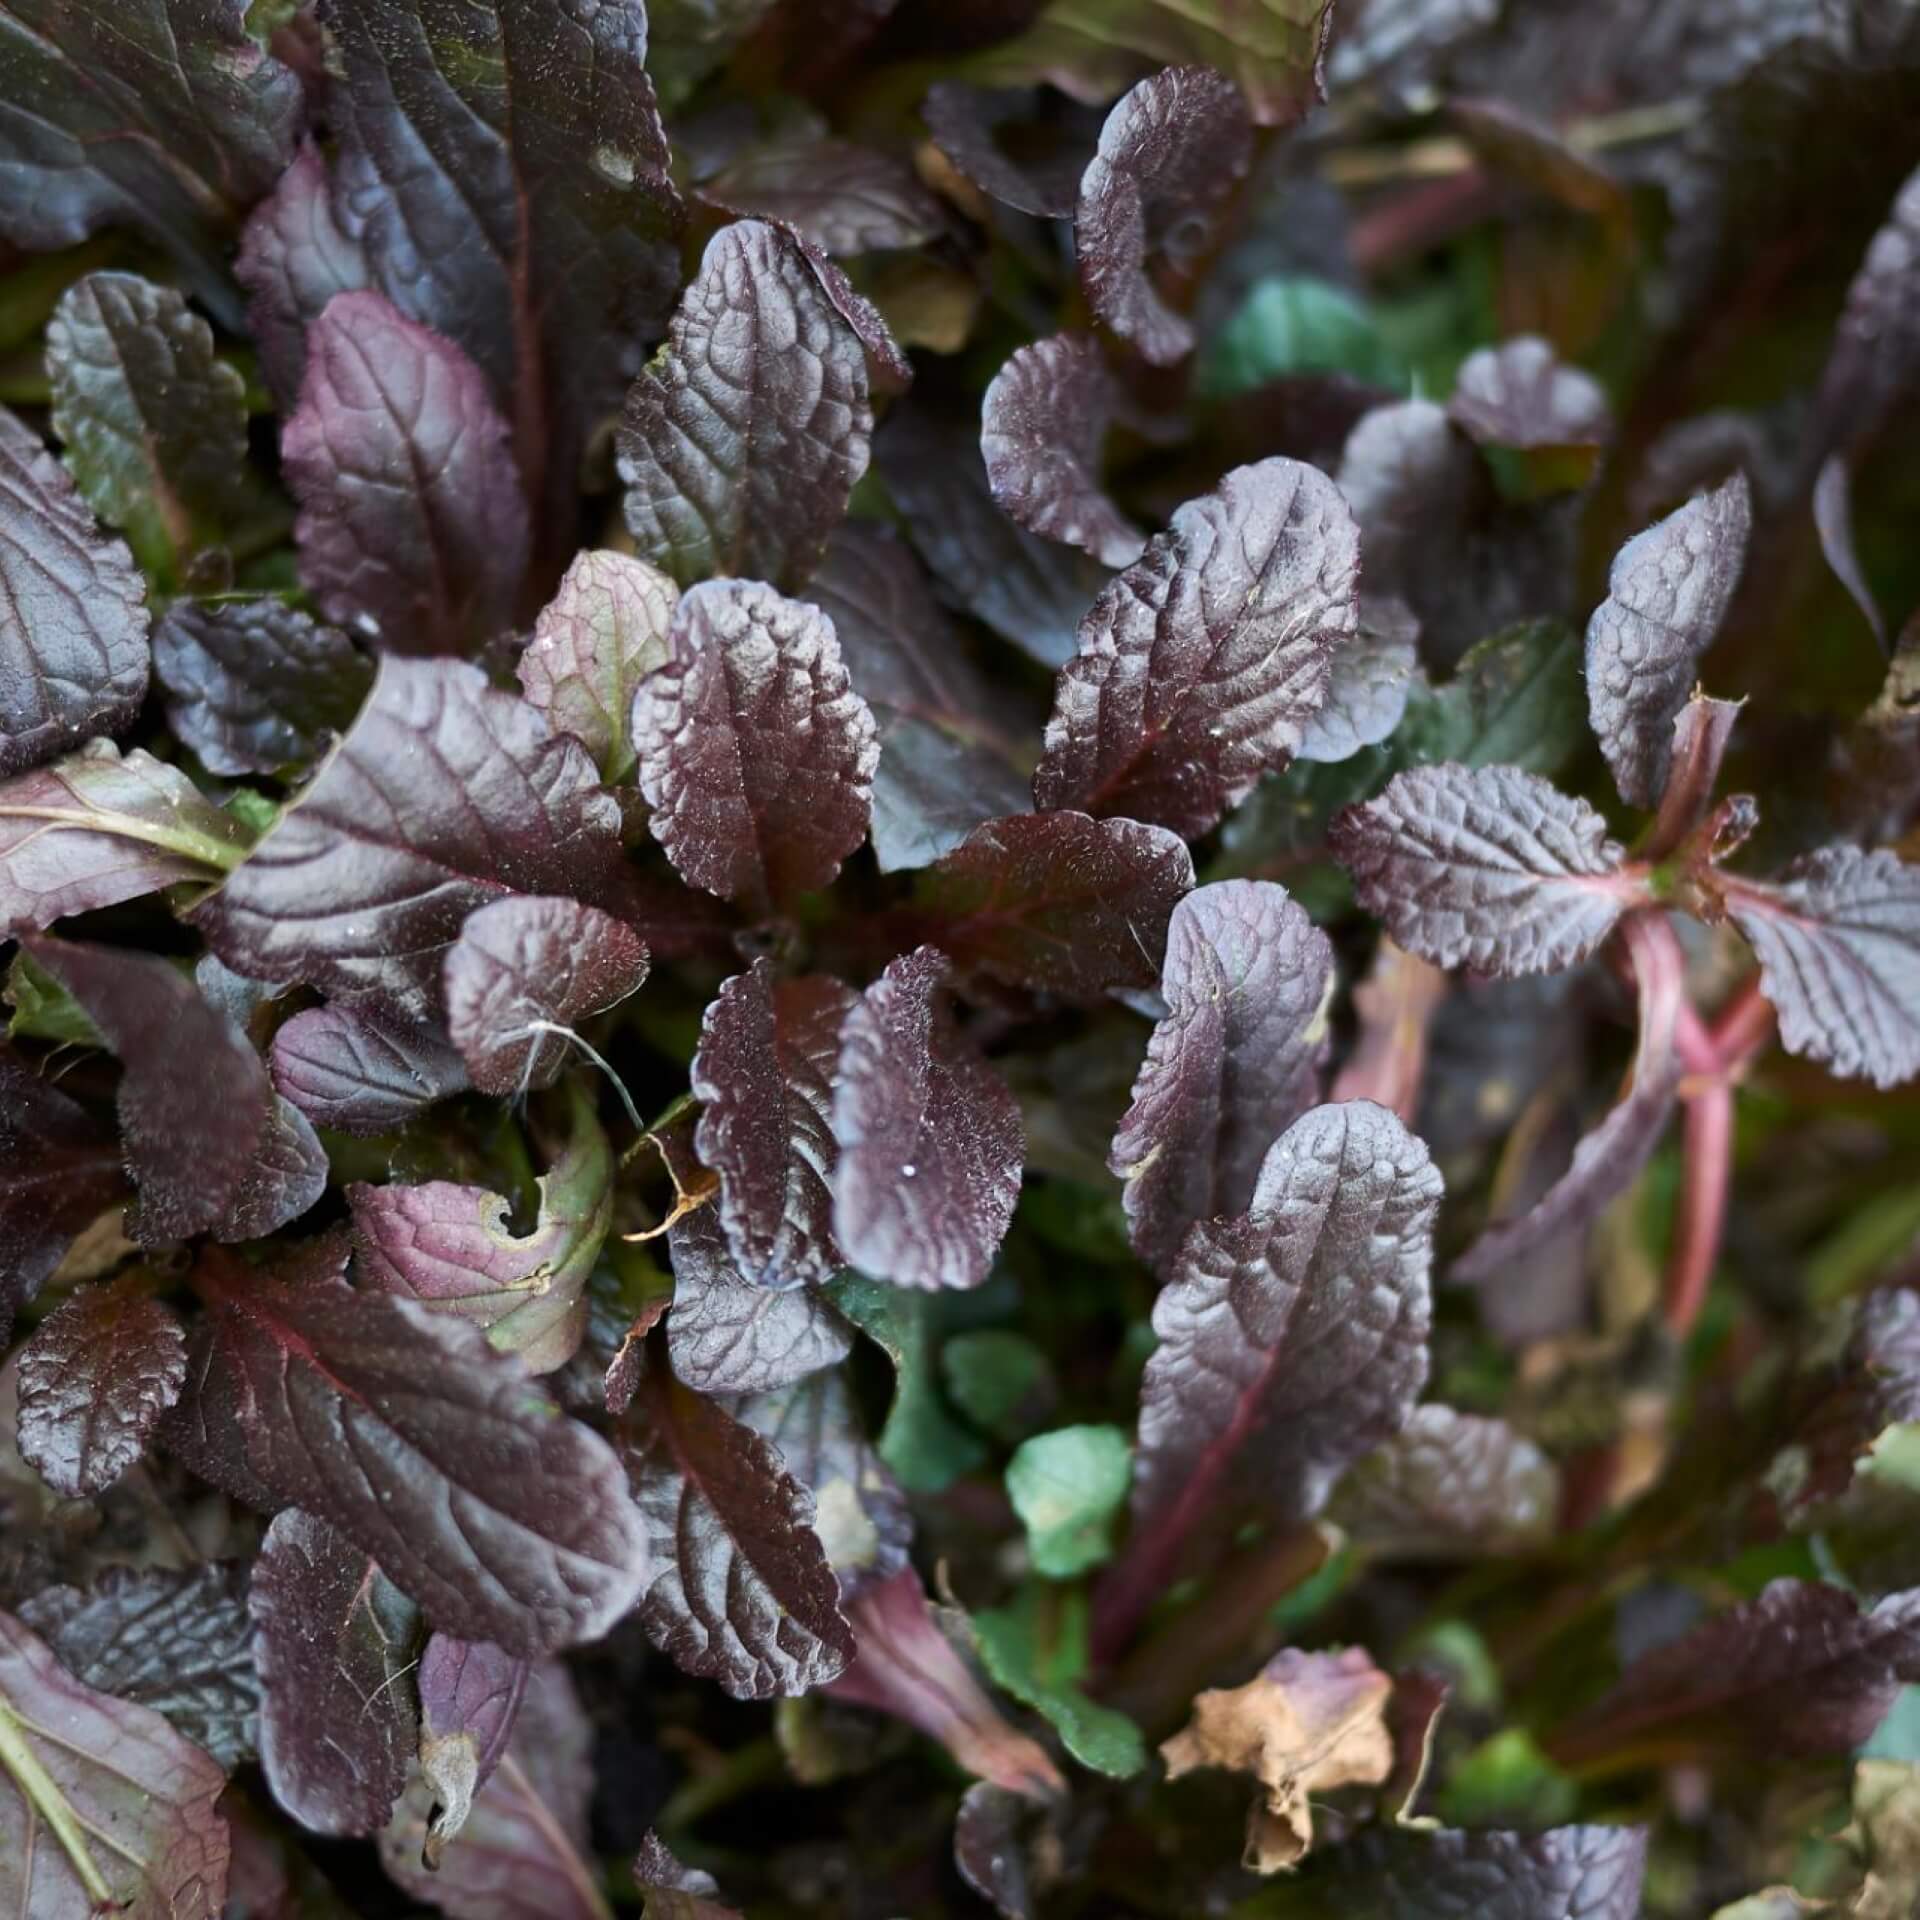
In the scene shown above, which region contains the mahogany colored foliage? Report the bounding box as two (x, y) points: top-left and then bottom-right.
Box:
(5, 7), (1920, 1915)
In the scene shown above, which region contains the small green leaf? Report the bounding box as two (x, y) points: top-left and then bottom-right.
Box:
(1199, 276), (1402, 397)
(1434, 1727), (1577, 1829)
(1397, 619), (1587, 776)
(943, 1331), (1057, 1444)
(1006, 1424), (1130, 1578)
(5, 950), (102, 1048)
(971, 1590), (1146, 1778)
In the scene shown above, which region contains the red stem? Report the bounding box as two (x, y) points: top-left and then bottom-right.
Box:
(1664, 1075), (1733, 1337)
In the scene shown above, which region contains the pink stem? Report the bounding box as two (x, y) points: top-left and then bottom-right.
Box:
(1664, 1076), (1733, 1337)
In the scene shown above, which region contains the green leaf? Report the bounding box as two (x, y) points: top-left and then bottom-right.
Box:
(943, 1331), (1057, 1444)
(5, 949), (102, 1048)
(1005, 1425), (1131, 1578)
(827, 1274), (985, 1493)
(1200, 277), (1402, 398)
(1434, 1728), (1578, 1830)
(970, 1589), (1146, 1778)
(1397, 619), (1587, 776)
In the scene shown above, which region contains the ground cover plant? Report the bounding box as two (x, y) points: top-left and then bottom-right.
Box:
(3, 1), (1920, 1915)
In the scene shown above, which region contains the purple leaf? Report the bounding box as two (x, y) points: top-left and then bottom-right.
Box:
(1329, 764), (1644, 977)
(1110, 881), (1333, 1272)
(321, 0), (685, 557)
(250, 1508), (419, 1837)
(705, 135), (946, 256)
(1644, 691), (1744, 861)
(1555, 1580), (1920, 1765)
(0, 404), (148, 778)
(618, 220), (873, 591)
(1585, 475), (1751, 809)
(152, 599), (372, 779)
(911, 810), (1195, 1001)
(416, 1635), (529, 1870)
(211, 1095), (330, 1244)
(351, 1082), (613, 1375)
(380, 1661), (603, 1920)
(518, 551), (678, 785)
(1115, 1103), (1440, 1610)
(920, 83), (1087, 219)
(164, 1247), (649, 1655)
(271, 1002), (470, 1136)
(1813, 454), (1885, 651)
(620, 1362), (854, 1698)
(831, 947), (1025, 1293)
(1717, 845), (1920, 1088)
(801, 522), (1031, 873)
(1076, 66), (1253, 367)
(691, 963), (855, 1290)
(1033, 458), (1360, 838)
(283, 292), (530, 657)
(0, 741), (247, 935)
(731, 1367), (913, 1601)
(0, 1044), (123, 1343)
(1448, 335), (1612, 451)
(635, 1831), (742, 1919)
(1451, 910), (1684, 1279)
(0, 1606), (232, 1920)
(19, 1564), (258, 1771)
(15, 1278), (187, 1499)
(667, 1206), (854, 1393)
(45, 271), (260, 586)
(0, 0), (300, 294)
(191, 656), (631, 1019)
(632, 579), (879, 907)
(24, 935), (274, 1244)
(1293, 596), (1421, 765)
(955, 1782), (1037, 1920)
(443, 897), (648, 1097)
(1329, 1405), (1560, 1560)
(235, 141), (372, 413)
(981, 334), (1146, 567)
(1815, 161), (1920, 460)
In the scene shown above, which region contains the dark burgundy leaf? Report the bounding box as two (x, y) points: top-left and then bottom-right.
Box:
(25, 934), (273, 1244)
(45, 271), (259, 586)
(920, 82), (1085, 218)
(164, 1248), (649, 1655)
(631, 579), (879, 907)
(800, 522), (1031, 872)
(0, 404), (149, 779)
(1814, 159), (1920, 460)
(443, 896), (648, 1097)
(831, 947), (1025, 1293)
(191, 656), (630, 1019)
(1812, 454), (1885, 650)
(151, 599), (372, 779)
(351, 1082), (612, 1375)
(0, 1605), (232, 1919)
(250, 1508), (419, 1837)
(955, 1782), (1036, 1920)
(691, 962), (855, 1290)
(1329, 764), (1643, 977)
(19, 1564), (258, 1770)
(1033, 458), (1359, 837)
(518, 550), (678, 785)
(981, 333), (1146, 567)
(1451, 911), (1684, 1279)
(1555, 1580), (1920, 1765)
(1115, 1102), (1440, 1606)
(1110, 880), (1333, 1272)
(16, 1278), (187, 1499)
(1076, 65), (1253, 366)
(731, 1367), (913, 1600)
(789, 230), (914, 397)
(416, 1635), (529, 1869)
(235, 141), (372, 412)
(209, 1094), (329, 1245)
(283, 292), (530, 658)
(1270, 1823), (1648, 1919)
(0, 741), (247, 934)
(1294, 596), (1421, 765)
(621, 1362), (854, 1698)
(1329, 1405), (1559, 1560)
(705, 136), (945, 255)
(635, 1830), (742, 1919)
(1449, 96), (1628, 221)
(618, 220), (872, 592)
(1717, 846), (1920, 1088)
(876, 405), (1110, 671)
(911, 810), (1195, 1000)
(271, 1002), (470, 1136)
(1585, 475), (1752, 809)
(667, 1206), (854, 1394)
(0, 1044), (123, 1343)
(0, 0), (300, 294)
(1448, 336), (1612, 451)
(1644, 691), (1744, 862)
(380, 1660), (602, 1919)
